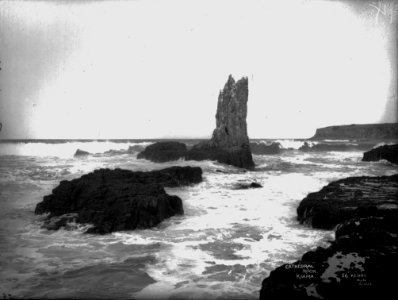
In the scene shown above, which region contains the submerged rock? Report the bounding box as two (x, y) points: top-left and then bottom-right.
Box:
(35, 166), (202, 234)
(297, 174), (398, 230)
(250, 142), (282, 155)
(137, 75), (255, 169)
(74, 149), (90, 157)
(233, 182), (262, 189)
(127, 144), (146, 153)
(260, 174), (398, 299)
(362, 144), (398, 164)
(43, 213), (79, 230)
(137, 142), (187, 162)
(92, 145), (146, 156)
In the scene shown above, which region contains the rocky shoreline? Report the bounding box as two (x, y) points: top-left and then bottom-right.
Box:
(260, 173), (398, 299)
(31, 74), (398, 297)
(297, 174), (398, 230)
(362, 144), (398, 165)
(34, 146), (398, 297)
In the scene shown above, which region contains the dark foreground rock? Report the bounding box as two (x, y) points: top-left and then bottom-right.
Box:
(260, 174), (398, 299)
(137, 75), (255, 169)
(74, 149), (90, 157)
(35, 166), (202, 234)
(260, 215), (398, 300)
(137, 142), (187, 162)
(250, 142), (282, 155)
(297, 174), (398, 230)
(362, 144), (398, 164)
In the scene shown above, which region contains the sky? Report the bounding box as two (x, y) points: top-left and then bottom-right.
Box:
(0, 0), (397, 139)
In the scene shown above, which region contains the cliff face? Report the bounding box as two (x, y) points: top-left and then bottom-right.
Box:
(310, 123), (398, 140)
(188, 75), (254, 169)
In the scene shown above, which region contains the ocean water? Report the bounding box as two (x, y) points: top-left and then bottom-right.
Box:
(0, 139), (397, 299)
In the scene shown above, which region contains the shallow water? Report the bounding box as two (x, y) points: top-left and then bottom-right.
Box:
(0, 140), (396, 299)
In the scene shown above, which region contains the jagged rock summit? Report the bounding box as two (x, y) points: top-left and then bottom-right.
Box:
(137, 75), (255, 170)
(210, 75), (251, 150)
(187, 75), (254, 169)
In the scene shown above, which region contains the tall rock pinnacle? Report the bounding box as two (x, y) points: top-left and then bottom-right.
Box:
(137, 74), (255, 170)
(210, 75), (250, 149)
(188, 75), (255, 169)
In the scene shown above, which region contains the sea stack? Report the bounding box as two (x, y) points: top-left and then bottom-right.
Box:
(187, 75), (255, 169)
(210, 75), (251, 151)
(137, 75), (255, 170)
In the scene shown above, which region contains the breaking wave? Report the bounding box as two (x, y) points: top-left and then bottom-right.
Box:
(1, 138), (397, 298)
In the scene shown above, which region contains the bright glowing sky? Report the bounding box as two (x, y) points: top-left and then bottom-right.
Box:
(0, 0), (397, 139)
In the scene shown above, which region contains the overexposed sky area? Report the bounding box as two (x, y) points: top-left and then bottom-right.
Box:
(0, 0), (397, 139)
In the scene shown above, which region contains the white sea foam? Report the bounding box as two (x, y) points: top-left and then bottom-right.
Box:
(0, 140), (397, 298)
(0, 141), (153, 158)
(273, 139), (317, 150)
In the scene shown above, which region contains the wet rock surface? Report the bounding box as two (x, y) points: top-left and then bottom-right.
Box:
(137, 141), (187, 162)
(35, 166), (202, 234)
(297, 174), (398, 230)
(43, 213), (79, 231)
(260, 174), (398, 299)
(250, 142), (282, 155)
(362, 144), (398, 164)
(74, 149), (90, 157)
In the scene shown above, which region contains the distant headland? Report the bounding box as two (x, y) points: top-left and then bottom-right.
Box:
(310, 123), (398, 140)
